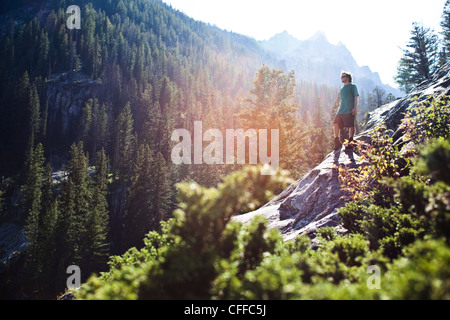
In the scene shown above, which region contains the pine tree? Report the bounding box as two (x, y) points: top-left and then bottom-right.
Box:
(124, 144), (171, 250)
(92, 103), (108, 156)
(40, 163), (57, 238)
(17, 71), (30, 107)
(22, 143), (45, 275)
(40, 163), (54, 232)
(237, 65), (305, 175)
(84, 148), (110, 272)
(157, 76), (176, 159)
(40, 199), (59, 295)
(150, 151), (171, 228)
(124, 143), (153, 250)
(141, 77), (176, 160)
(81, 99), (93, 142)
(114, 102), (134, 180)
(441, 0), (450, 62)
(69, 38), (81, 73)
(38, 163), (59, 295)
(22, 143), (45, 219)
(80, 98), (109, 157)
(367, 86), (388, 110)
(395, 23), (439, 93)
(28, 82), (41, 146)
(57, 142), (91, 270)
(37, 30), (49, 76)
(41, 100), (48, 138)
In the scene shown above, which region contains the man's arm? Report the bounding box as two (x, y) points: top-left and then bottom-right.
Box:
(352, 96), (359, 116)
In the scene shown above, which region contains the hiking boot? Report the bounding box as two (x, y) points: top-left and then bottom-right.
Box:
(345, 137), (355, 150)
(334, 137), (342, 151)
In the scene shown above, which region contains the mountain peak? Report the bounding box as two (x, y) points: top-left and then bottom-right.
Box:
(259, 29), (401, 97)
(261, 31), (301, 54)
(309, 30), (328, 42)
(268, 31), (298, 43)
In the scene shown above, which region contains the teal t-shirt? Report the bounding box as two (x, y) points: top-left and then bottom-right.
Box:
(338, 84), (359, 115)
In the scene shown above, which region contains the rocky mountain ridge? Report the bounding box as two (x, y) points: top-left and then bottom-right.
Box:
(260, 31), (403, 98)
(233, 62), (450, 241)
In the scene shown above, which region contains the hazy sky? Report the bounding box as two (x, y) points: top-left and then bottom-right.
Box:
(161, 0), (446, 88)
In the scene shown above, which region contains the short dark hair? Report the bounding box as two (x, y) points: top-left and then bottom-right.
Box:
(341, 71), (353, 83)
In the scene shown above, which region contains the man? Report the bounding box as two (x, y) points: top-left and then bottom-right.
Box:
(334, 71), (359, 151)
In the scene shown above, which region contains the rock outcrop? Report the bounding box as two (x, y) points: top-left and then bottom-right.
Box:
(360, 62), (450, 142)
(45, 72), (104, 139)
(234, 149), (357, 241)
(234, 63), (450, 240)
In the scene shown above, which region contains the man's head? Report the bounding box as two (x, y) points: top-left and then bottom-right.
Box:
(341, 71), (353, 84)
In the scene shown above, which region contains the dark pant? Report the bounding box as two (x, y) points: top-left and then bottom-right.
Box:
(334, 114), (355, 129)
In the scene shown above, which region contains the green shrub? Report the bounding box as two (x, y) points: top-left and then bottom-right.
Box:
(329, 234), (368, 267)
(401, 96), (450, 145)
(337, 200), (368, 234)
(415, 139), (450, 184)
(382, 239), (450, 299)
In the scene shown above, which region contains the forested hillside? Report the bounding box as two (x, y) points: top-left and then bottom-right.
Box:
(0, 0), (263, 174)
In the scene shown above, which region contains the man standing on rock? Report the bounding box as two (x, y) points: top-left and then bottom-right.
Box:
(334, 71), (359, 151)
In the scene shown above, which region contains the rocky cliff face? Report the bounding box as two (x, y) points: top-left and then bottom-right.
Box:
(43, 71), (105, 168)
(45, 72), (104, 135)
(234, 63), (450, 241)
(45, 72), (104, 138)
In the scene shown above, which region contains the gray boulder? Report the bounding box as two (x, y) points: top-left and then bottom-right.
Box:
(233, 149), (357, 241)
